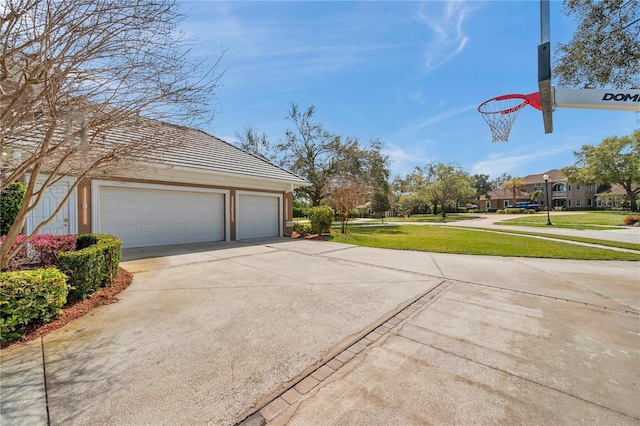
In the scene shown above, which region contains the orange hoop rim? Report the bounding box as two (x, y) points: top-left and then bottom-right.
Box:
(478, 92), (543, 115)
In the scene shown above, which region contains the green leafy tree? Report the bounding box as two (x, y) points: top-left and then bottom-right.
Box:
(370, 190), (391, 223)
(563, 130), (640, 211)
(424, 163), (472, 214)
(472, 174), (494, 206)
(393, 168), (430, 214)
(0, 182), (26, 236)
(554, 0), (640, 88)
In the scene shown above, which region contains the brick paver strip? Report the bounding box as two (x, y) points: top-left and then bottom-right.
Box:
(365, 331), (382, 342)
(326, 358), (343, 370)
(281, 388), (303, 405)
(335, 350), (356, 364)
(259, 397), (289, 421)
(387, 316), (402, 325)
(395, 311), (410, 319)
(294, 376), (320, 394)
(348, 342), (367, 354)
(375, 325), (390, 334)
(311, 365), (335, 382)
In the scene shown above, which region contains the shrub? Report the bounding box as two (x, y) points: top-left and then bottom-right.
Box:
(504, 208), (527, 214)
(622, 215), (640, 226)
(0, 182), (26, 236)
(293, 222), (312, 236)
(496, 209), (505, 214)
(0, 268), (68, 342)
(307, 206), (334, 234)
(0, 234), (77, 271)
(57, 234), (122, 302)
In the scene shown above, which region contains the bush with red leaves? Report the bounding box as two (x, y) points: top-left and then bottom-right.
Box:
(0, 234), (77, 271)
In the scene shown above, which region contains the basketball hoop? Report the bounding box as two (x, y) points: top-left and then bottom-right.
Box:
(478, 92), (542, 142)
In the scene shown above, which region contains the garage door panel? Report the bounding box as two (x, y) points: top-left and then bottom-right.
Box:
(237, 194), (279, 239)
(99, 187), (225, 248)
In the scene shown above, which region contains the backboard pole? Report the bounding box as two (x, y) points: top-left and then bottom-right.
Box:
(540, 0), (550, 44)
(538, 0), (553, 134)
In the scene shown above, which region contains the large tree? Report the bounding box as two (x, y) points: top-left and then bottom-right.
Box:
(554, 0), (640, 88)
(0, 0), (222, 269)
(563, 130), (640, 211)
(396, 163), (471, 215)
(234, 127), (283, 167)
(424, 163), (473, 214)
(472, 174), (494, 207)
(278, 103), (390, 206)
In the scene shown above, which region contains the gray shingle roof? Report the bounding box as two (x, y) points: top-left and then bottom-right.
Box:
(8, 114), (310, 186)
(120, 117), (309, 184)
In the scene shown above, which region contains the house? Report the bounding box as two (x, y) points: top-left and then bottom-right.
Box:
(12, 117), (310, 248)
(480, 169), (600, 211)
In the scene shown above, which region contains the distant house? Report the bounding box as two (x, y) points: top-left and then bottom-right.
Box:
(11, 117), (311, 248)
(481, 169), (605, 211)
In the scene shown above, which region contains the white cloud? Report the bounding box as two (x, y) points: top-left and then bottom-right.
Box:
(383, 142), (434, 177)
(404, 105), (476, 134)
(471, 145), (573, 178)
(415, 1), (472, 72)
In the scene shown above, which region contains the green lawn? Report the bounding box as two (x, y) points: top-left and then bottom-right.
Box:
(497, 212), (629, 230)
(466, 228), (640, 252)
(328, 225), (640, 260)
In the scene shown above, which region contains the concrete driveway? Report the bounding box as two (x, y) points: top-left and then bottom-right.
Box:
(1, 238), (638, 425)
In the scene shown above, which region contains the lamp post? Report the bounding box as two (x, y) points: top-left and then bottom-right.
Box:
(543, 174), (552, 226)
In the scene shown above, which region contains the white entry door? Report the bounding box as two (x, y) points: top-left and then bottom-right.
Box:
(25, 176), (77, 235)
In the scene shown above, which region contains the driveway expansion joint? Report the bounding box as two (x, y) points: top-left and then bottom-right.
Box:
(235, 279), (452, 426)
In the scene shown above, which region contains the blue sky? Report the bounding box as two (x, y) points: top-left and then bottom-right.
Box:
(178, 1), (638, 180)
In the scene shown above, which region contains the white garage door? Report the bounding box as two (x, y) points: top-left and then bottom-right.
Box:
(99, 187), (225, 248)
(237, 194), (280, 239)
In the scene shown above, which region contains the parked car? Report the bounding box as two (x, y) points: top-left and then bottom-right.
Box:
(506, 202), (540, 212)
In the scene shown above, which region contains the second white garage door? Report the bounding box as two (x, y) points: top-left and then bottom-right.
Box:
(98, 186), (226, 248)
(237, 193), (280, 239)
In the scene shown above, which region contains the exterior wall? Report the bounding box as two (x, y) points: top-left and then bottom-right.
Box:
(524, 175), (597, 210)
(77, 178), (92, 235)
(284, 191), (294, 237)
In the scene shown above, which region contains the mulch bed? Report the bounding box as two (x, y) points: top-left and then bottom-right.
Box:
(1, 267), (134, 350)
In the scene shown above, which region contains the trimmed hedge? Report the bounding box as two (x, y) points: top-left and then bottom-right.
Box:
(57, 234), (122, 302)
(0, 268), (69, 342)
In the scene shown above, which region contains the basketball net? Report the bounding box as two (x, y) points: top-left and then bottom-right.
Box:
(478, 93), (542, 143)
